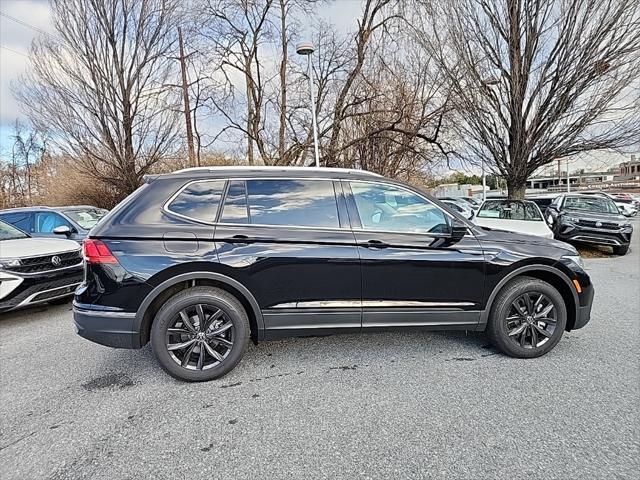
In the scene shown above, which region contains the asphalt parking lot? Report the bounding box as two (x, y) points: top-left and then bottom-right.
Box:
(1, 221), (638, 480)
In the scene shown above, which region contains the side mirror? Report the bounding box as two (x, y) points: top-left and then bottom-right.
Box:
(546, 215), (554, 225)
(53, 225), (72, 237)
(450, 219), (467, 242)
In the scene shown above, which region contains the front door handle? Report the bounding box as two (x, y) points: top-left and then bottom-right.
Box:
(363, 239), (388, 249)
(220, 234), (254, 244)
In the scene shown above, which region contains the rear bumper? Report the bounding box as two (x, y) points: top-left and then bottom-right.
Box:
(73, 304), (141, 349)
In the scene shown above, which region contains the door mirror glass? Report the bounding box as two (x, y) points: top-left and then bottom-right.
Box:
(53, 225), (72, 236)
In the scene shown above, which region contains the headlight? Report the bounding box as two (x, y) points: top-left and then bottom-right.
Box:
(563, 254), (584, 269)
(562, 215), (580, 224)
(0, 258), (22, 270)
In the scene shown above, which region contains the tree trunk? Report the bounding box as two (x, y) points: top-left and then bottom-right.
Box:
(245, 69), (255, 165)
(507, 179), (526, 200)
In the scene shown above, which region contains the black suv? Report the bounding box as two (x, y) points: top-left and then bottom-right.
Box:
(73, 167), (594, 381)
(545, 194), (633, 255)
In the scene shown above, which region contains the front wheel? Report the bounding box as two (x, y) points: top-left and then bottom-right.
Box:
(150, 286), (250, 382)
(487, 277), (567, 358)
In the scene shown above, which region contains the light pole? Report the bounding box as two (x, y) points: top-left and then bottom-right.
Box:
(482, 159), (486, 201)
(296, 41), (320, 167)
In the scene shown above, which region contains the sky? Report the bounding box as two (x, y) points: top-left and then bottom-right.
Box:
(0, 0), (634, 176)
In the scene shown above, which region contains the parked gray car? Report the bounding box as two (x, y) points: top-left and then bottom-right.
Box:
(0, 205), (108, 241)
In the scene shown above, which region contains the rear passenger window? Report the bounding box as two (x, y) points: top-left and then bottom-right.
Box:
(246, 179), (339, 228)
(166, 180), (225, 223)
(220, 180), (248, 224)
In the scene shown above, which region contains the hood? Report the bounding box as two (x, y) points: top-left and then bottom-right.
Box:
(474, 218), (553, 238)
(0, 237), (81, 259)
(473, 225), (577, 253)
(562, 209), (626, 224)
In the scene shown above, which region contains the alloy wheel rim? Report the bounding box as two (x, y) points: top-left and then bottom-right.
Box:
(166, 303), (235, 370)
(505, 292), (557, 349)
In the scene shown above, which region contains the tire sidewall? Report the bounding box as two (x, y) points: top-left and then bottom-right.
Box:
(490, 278), (567, 358)
(150, 287), (249, 382)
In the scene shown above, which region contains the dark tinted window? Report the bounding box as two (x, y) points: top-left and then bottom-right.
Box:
(167, 180), (225, 223)
(220, 180), (248, 224)
(350, 182), (448, 233)
(246, 179), (339, 228)
(0, 212), (31, 232)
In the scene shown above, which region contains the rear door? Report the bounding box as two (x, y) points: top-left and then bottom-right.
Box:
(344, 180), (485, 329)
(214, 178), (361, 338)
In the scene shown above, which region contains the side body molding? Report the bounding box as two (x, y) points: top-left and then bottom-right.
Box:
(478, 264), (579, 330)
(134, 272), (265, 341)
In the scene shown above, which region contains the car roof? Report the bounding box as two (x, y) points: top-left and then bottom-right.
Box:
(0, 205), (100, 213)
(151, 166), (383, 182)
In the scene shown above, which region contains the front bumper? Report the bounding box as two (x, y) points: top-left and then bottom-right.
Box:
(73, 304), (141, 349)
(573, 283), (594, 330)
(0, 268), (83, 313)
(557, 223), (632, 247)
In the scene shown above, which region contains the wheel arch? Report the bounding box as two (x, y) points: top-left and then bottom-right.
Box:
(134, 272), (264, 347)
(480, 265), (579, 331)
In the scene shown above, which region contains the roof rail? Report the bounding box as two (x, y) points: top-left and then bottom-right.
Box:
(171, 165), (382, 177)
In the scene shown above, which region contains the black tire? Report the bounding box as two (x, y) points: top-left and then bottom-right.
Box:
(487, 276), (567, 358)
(150, 286), (250, 382)
(613, 245), (629, 256)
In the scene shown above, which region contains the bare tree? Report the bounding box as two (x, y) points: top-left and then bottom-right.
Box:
(17, 0), (182, 199)
(418, 0), (640, 198)
(0, 121), (48, 207)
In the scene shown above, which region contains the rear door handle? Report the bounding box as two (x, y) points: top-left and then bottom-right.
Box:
(363, 239), (388, 249)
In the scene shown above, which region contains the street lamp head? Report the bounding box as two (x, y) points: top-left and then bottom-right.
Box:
(296, 41), (314, 56)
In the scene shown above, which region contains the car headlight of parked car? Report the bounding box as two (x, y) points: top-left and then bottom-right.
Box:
(0, 258), (22, 270)
(562, 215), (580, 224)
(562, 254), (584, 269)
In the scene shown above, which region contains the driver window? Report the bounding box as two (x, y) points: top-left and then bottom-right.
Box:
(349, 182), (448, 234)
(34, 212), (71, 233)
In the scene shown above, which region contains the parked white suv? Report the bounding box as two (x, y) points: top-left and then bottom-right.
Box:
(0, 220), (83, 312)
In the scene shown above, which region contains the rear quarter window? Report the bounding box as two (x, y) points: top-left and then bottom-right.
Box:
(166, 180), (226, 223)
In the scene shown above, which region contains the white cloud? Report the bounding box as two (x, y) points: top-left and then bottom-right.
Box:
(0, 0), (54, 128)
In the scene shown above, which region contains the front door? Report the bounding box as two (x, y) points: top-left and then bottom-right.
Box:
(344, 180), (485, 329)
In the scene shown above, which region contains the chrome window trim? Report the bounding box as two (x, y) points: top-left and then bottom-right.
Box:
(162, 176), (458, 234)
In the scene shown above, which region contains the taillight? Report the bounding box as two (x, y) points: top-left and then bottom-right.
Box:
(83, 239), (118, 264)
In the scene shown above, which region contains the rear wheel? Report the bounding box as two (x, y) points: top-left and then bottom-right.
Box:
(613, 245), (629, 256)
(487, 277), (567, 358)
(150, 286), (250, 382)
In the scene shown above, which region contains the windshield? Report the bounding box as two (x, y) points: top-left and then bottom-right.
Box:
(0, 220), (29, 240)
(564, 196), (619, 214)
(477, 200), (543, 221)
(64, 208), (107, 230)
